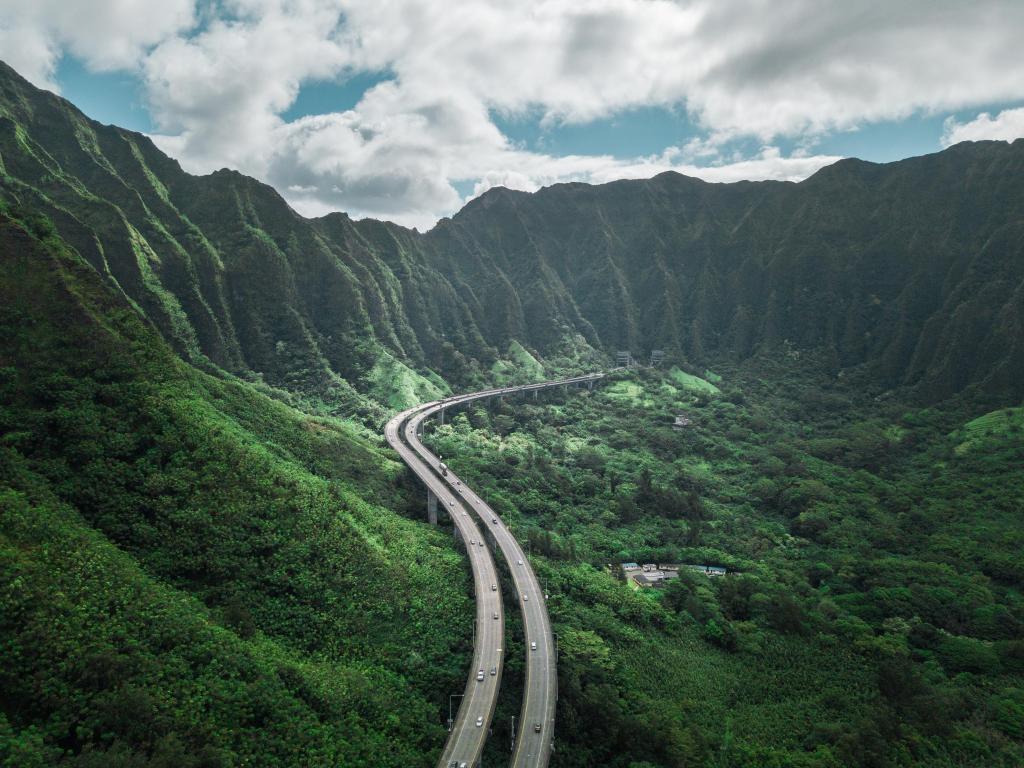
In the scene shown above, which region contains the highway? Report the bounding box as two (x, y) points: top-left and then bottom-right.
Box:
(385, 410), (505, 768)
(385, 373), (606, 768)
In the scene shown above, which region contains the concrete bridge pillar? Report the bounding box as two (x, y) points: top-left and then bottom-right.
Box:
(439, 408), (445, 426)
(533, 389), (538, 400)
(427, 489), (438, 525)
(587, 379), (594, 390)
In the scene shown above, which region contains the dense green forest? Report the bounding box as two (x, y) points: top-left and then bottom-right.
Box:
(0, 212), (474, 766)
(1, 56), (1023, 767)
(425, 364), (1024, 767)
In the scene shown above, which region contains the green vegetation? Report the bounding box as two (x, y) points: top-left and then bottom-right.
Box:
(0, 216), (472, 766)
(365, 350), (448, 410)
(1, 59), (1024, 768)
(3, 60), (1024, 416)
(491, 341), (547, 384)
(668, 366), (721, 395)
(953, 407), (1024, 455)
(426, 365), (1024, 767)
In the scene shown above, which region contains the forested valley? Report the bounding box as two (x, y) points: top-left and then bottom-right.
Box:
(1, 57), (1022, 767)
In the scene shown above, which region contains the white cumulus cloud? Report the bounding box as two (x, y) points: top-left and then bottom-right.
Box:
(942, 107), (1024, 146)
(0, 0), (195, 90)
(3, 0), (1024, 228)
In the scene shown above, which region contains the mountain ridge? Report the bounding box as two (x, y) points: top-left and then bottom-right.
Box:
(2, 58), (1023, 412)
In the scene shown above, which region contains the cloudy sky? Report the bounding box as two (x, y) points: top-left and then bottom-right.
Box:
(2, 0), (1023, 230)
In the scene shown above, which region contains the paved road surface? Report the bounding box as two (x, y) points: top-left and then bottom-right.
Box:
(386, 373), (605, 768)
(385, 411), (505, 768)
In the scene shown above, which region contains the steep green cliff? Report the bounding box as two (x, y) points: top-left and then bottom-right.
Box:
(2, 60), (1022, 413)
(0, 209), (474, 766)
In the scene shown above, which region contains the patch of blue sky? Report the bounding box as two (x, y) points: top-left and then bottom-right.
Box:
(493, 104), (698, 159)
(492, 100), (1024, 168)
(802, 101), (1024, 163)
(55, 56), (153, 133)
(451, 180), (478, 200)
(282, 70), (392, 122)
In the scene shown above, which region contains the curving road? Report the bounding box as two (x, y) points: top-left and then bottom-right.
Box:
(385, 410), (505, 768)
(385, 373), (606, 768)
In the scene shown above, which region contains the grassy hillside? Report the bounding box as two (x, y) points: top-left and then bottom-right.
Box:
(0, 212), (472, 766)
(425, 367), (1024, 767)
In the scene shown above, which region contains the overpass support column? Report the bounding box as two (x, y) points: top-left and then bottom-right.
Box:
(427, 489), (438, 525)
(587, 379), (594, 390)
(439, 408), (445, 426)
(533, 389), (538, 400)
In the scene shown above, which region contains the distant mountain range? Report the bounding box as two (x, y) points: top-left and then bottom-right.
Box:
(2, 59), (1022, 408)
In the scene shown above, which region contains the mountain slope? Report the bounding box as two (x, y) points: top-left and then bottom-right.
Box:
(0, 212), (471, 766)
(429, 149), (1024, 400)
(2, 57), (1024, 768)
(3, 59), (1023, 409)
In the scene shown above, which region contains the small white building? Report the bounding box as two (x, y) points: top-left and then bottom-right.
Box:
(684, 564), (727, 577)
(633, 572), (665, 587)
